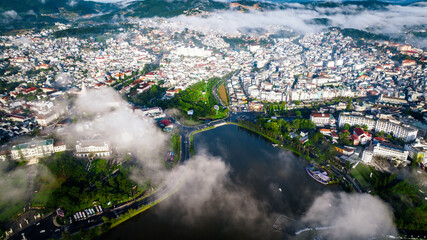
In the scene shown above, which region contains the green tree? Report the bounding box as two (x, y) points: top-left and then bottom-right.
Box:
(346, 97), (353, 111)
(339, 132), (351, 145)
(343, 123), (350, 131)
(361, 124), (368, 131)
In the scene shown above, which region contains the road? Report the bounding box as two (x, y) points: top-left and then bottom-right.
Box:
(9, 185), (170, 240)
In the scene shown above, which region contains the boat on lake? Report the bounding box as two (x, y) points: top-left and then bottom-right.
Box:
(305, 166), (331, 185)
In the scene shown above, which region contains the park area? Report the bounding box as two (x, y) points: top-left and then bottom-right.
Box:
(217, 82), (229, 106)
(164, 77), (228, 121)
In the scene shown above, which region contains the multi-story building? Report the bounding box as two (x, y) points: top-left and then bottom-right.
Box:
(36, 112), (59, 127)
(338, 113), (376, 130)
(310, 113), (335, 127)
(75, 140), (111, 159)
(362, 142), (409, 164)
(338, 113), (418, 142)
(11, 139), (65, 160)
(375, 120), (418, 142)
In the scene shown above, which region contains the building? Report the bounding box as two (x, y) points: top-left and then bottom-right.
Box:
(172, 47), (212, 57)
(11, 139), (55, 160)
(54, 141), (67, 153)
(158, 119), (174, 132)
(310, 113), (335, 127)
(335, 146), (355, 156)
(338, 113), (376, 130)
(353, 127), (372, 145)
(404, 139), (427, 165)
(362, 142), (409, 164)
(36, 112), (58, 127)
(361, 144), (374, 163)
(375, 120), (417, 142)
(379, 94), (408, 104)
(338, 112), (418, 142)
(75, 140), (111, 159)
(139, 107), (166, 120)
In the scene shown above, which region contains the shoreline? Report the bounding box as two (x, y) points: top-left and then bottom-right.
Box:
(60, 121), (314, 239)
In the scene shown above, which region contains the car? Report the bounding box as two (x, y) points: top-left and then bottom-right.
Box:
(36, 222), (40, 226)
(40, 230), (45, 233)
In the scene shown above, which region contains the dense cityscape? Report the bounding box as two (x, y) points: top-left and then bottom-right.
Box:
(0, 0), (426, 239)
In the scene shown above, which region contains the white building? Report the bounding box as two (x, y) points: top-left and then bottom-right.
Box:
(338, 113), (376, 130)
(36, 112), (58, 127)
(338, 113), (418, 142)
(362, 142), (409, 164)
(75, 140), (111, 158)
(375, 120), (418, 142)
(11, 139), (65, 161)
(310, 113), (335, 127)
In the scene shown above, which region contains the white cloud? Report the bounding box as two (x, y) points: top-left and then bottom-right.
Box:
(66, 87), (169, 184)
(1, 10), (21, 22)
(165, 3), (427, 37)
(68, 0), (78, 7)
(301, 192), (397, 239)
(158, 150), (273, 237)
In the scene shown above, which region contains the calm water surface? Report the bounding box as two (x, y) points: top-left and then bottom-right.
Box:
(99, 125), (339, 240)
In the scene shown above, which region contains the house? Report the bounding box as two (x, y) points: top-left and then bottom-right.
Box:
(159, 119), (173, 132)
(335, 146), (355, 156)
(353, 127), (372, 145)
(319, 129), (331, 136)
(8, 115), (26, 122)
(351, 134), (359, 145)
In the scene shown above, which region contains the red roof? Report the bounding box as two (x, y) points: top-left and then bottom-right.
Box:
(311, 113), (330, 118)
(354, 127), (365, 136)
(159, 119), (172, 127)
(374, 136), (386, 142)
(24, 87), (38, 93)
(351, 134), (358, 140)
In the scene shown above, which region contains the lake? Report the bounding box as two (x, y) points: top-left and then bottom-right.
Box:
(99, 124), (339, 240)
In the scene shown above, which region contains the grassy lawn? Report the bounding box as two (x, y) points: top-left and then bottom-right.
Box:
(217, 82), (229, 106)
(172, 134), (180, 162)
(31, 190), (53, 207)
(350, 163), (374, 192)
(89, 159), (108, 175)
(0, 201), (26, 224)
